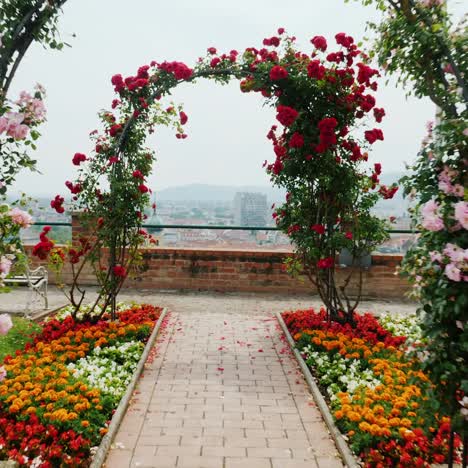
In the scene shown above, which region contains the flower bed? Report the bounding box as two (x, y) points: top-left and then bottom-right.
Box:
(282, 308), (462, 467)
(0, 304), (162, 467)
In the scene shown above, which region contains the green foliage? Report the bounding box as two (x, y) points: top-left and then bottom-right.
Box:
(0, 315), (41, 362)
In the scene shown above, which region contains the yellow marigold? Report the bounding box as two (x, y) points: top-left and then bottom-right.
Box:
(81, 420), (90, 427)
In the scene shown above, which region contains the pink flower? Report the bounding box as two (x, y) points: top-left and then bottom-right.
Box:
(429, 251), (442, 263)
(454, 201), (468, 229)
(0, 366), (6, 382)
(443, 243), (467, 263)
(0, 313), (13, 335)
(0, 116), (8, 134)
(445, 263), (461, 282)
(0, 257), (12, 277)
(9, 207), (33, 228)
(421, 200), (444, 231)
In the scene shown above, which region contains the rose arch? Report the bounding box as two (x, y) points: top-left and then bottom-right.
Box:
(35, 29), (397, 323)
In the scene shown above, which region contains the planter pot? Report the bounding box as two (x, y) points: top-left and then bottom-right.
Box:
(339, 248), (371, 267)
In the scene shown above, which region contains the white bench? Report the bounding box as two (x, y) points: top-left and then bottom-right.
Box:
(4, 266), (49, 310)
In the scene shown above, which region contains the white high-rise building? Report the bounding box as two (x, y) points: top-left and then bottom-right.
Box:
(234, 192), (267, 227)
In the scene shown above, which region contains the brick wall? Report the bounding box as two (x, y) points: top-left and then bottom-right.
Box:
(25, 243), (410, 299)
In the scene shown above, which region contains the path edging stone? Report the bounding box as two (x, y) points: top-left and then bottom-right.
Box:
(276, 311), (360, 468)
(89, 307), (169, 468)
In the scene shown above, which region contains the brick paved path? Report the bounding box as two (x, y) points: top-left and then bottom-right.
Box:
(105, 296), (344, 468)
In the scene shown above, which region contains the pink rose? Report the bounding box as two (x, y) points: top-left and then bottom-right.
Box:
(445, 263), (461, 282)
(9, 207), (33, 228)
(454, 201), (468, 230)
(0, 257), (12, 277)
(0, 314), (13, 335)
(421, 200), (444, 231)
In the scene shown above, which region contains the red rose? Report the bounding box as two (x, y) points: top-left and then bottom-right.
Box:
(357, 63), (379, 85)
(373, 107), (386, 123)
(109, 124), (122, 137)
(72, 153), (87, 166)
(132, 170), (144, 179)
(310, 35), (327, 51)
(50, 195), (65, 214)
(288, 132), (304, 148)
(335, 32), (354, 48)
(345, 231), (353, 240)
(277, 27), (285, 35)
(276, 105), (299, 127)
(108, 156), (119, 165)
(307, 60), (326, 80)
(374, 163), (382, 175)
(113, 265), (127, 278)
(311, 224), (325, 235)
(269, 65), (288, 81)
(207, 47), (217, 55)
(317, 257), (334, 269)
(179, 111), (188, 125)
(365, 128), (384, 144)
(210, 57), (221, 68)
(138, 184), (149, 193)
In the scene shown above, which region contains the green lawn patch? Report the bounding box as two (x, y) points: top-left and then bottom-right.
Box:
(0, 316), (42, 363)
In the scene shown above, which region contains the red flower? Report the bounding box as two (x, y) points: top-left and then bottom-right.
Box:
(310, 35), (327, 51)
(374, 163), (382, 175)
(311, 224), (325, 235)
(210, 57), (221, 68)
(276, 105), (299, 127)
(379, 184), (398, 199)
(65, 181), (82, 194)
(158, 61), (193, 80)
(207, 47), (217, 55)
(72, 153), (87, 166)
(318, 117), (338, 147)
(345, 231), (353, 240)
(109, 124), (122, 137)
(307, 60), (326, 80)
(289, 132), (304, 148)
(113, 265), (127, 278)
(108, 156), (119, 165)
(269, 65), (288, 81)
(365, 128), (384, 144)
(277, 27), (285, 35)
(32, 227), (54, 260)
(138, 184), (149, 193)
(132, 170), (144, 179)
(335, 32), (354, 48)
(263, 36), (280, 47)
(373, 107), (386, 123)
(317, 257), (334, 269)
(179, 111), (188, 125)
(357, 62), (379, 85)
(50, 195), (65, 214)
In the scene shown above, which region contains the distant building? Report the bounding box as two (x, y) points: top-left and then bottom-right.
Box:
(234, 192), (267, 227)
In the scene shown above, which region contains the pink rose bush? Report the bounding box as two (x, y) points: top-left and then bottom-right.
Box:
(401, 121), (467, 433)
(0, 84), (46, 194)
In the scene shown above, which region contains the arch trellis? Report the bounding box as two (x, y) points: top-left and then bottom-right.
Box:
(36, 30), (396, 323)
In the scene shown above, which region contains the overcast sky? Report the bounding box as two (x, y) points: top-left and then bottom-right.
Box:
(8, 0), (466, 197)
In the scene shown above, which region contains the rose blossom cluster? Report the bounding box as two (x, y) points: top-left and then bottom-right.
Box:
(430, 243), (468, 282)
(0, 86), (46, 140)
(438, 165), (464, 197)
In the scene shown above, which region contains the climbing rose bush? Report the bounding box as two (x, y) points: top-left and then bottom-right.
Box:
(37, 29), (394, 323)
